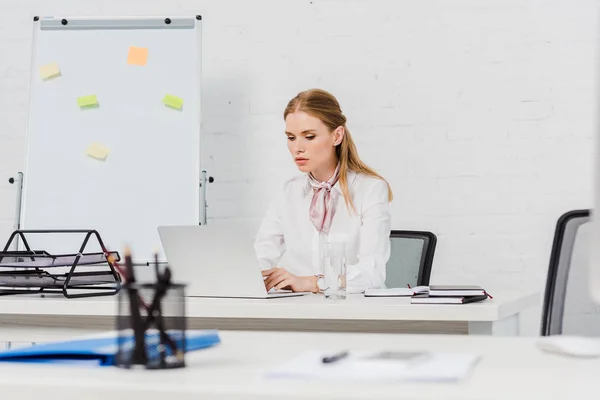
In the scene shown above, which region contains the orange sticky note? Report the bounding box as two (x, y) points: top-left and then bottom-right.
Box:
(127, 46), (148, 66)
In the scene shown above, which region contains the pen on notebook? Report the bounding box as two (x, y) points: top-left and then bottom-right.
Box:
(322, 351), (349, 364)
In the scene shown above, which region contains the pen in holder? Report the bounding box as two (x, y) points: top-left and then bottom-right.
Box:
(114, 249), (187, 370)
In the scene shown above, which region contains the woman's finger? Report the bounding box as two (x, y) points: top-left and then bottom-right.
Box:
(266, 276), (286, 291)
(264, 268), (284, 281)
(265, 270), (289, 290)
(261, 268), (276, 277)
(264, 276), (279, 290)
(275, 278), (294, 291)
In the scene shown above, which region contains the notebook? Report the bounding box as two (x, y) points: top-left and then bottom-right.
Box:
(364, 286), (429, 297)
(411, 294), (488, 304)
(0, 330), (220, 366)
(428, 285), (486, 297)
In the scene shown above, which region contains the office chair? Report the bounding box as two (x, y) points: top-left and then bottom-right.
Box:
(541, 209), (599, 336)
(386, 230), (437, 288)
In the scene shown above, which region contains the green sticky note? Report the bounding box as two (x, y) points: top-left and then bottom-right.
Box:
(162, 94), (184, 110)
(77, 95), (98, 108)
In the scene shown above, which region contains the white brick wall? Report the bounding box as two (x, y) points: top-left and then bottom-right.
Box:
(0, 0), (598, 334)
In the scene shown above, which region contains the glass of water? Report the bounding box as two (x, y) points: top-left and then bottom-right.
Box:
(322, 241), (347, 300)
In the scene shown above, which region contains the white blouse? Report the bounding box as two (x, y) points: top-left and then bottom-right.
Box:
(254, 170), (391, 293)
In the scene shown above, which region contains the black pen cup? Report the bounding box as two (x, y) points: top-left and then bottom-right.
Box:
(115, 282), (187, 369)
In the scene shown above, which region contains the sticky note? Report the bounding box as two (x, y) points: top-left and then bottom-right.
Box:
(162, 94), (184, 110)
(86, 143), (110, 161)
(77, 95), (98, 108)
(127, 46), (148, 66)
(39, 62), (61, 80)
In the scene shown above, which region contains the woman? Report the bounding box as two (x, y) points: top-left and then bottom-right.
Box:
(255, 89), (393, 294)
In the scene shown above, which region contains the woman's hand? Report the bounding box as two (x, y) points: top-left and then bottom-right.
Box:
(261, 268), (318, 293)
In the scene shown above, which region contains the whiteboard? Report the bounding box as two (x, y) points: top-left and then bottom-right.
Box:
(21, 16), (202, 262)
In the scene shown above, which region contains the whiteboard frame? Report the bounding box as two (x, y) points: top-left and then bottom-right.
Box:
(19, 15), (203, 261)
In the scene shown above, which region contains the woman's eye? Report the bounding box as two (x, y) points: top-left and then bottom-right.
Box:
(305, 136), (315, 140)
(287, 136), (295, 141)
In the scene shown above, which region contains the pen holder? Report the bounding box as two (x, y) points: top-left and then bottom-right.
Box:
(114, 282), (187, 370)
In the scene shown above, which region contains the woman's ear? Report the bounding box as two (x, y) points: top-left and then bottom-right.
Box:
(333, 126), (345, 146)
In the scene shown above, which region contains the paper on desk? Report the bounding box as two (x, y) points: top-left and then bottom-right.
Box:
(266, 350), (480, 382)
(537, 336), (600, 358)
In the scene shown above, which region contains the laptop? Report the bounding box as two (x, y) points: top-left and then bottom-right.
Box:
(157, 223), (306, 299)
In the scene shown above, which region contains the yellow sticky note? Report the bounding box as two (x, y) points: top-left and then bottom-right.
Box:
(127, 46), (148, 66)
(77, 95), (98, 108)
(86, 143), (110, 161)
(162, 94), (184, 110)
(39, 62), (61, 80)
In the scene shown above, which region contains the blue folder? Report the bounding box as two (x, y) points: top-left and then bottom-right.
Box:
(0, 330), (221, 366)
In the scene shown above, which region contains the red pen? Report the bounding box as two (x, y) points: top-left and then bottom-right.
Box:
(407, 284), (411, 289)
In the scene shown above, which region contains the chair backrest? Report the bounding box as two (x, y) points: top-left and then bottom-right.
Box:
(386, 230), (437, 288)
(541, 209), (598, 336)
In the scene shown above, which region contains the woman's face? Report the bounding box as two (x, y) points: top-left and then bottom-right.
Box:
(285, 111), (342, 175)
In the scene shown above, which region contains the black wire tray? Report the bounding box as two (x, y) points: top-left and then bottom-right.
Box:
(0, 230), (122, 298)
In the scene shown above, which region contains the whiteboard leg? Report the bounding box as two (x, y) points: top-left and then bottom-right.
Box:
(200, 171), (207, 225)
(8, 172), (24, 251)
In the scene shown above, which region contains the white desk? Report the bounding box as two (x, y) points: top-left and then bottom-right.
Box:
(0, 330), (596, 400)
(0, 290), (538, 337)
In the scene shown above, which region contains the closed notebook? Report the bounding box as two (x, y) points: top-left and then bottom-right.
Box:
(411, 294), (488, 305)
(428, 285), (486, 297)
(364, 286), (429, 297)
(0, 330), (220, 366)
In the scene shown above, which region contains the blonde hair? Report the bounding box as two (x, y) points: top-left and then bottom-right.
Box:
(284, 88), (393, 212)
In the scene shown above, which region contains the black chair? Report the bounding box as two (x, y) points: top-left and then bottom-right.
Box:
(541, 209), (593, 336)
(386, 230), (437, 288)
